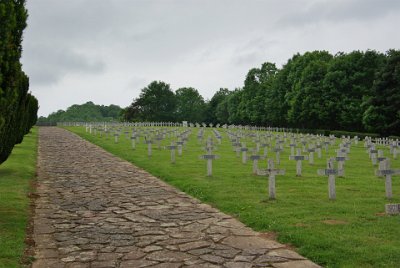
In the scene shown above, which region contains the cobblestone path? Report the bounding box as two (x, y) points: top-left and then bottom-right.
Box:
(32, 127), (320, 268)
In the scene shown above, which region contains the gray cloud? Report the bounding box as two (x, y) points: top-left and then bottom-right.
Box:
(279, 0), (400, 26)
(21, 0), (400, 116)
(23, 44), (105, 85)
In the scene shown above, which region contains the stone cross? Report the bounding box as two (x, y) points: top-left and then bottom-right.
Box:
(261, 143), (269, 157)
(254, 140), (261, 153)
(376, 150), (387, 171)
(232, 141), (241, 157)
(375, 159), (400, 199)
(249, 154), (265, 174)
(130, 135), (136, 150)
(335, 152), (348, 177)
(145, 138), (153, 157)
(155, 135), (163, 150)
(289, 149), (308, 176)
(166, 142), (177, 164)
(240, 143), (249, 164)
(318, 158), (344, 200)
(176, 141), (184, 156)
(300, 139), (307, 151)
(323, 140), (330, 153)
(256, 159), (285, 200)
(200, 154), (219, 176)
(306, 146), (315, 165)
(272, 146), (283, 165)
(289, 142), (296, 156)
(368, 148), (378, 165)
(315, 143), (322, 158)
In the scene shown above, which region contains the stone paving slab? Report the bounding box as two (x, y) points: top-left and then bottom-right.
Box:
(32, 127), (321, 268)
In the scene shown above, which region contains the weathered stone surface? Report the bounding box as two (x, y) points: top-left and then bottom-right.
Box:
(119, 259), (159, 268)
(178, 241), (210, 251)
(272, 260), (322, 268)
(31, 127), (318, 268)
(225, 262), (253, 268)
(268, 249), (306, 260)
(222, 236), (285, 250)
(199, 254), (226, 264)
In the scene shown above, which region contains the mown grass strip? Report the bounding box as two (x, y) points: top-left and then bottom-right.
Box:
(0, 127), (38, 268)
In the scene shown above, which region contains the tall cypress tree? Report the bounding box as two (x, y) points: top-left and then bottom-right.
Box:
(0, 0), (37, 164)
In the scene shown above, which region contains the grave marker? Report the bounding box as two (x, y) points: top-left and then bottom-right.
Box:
(145, 139), (153, 157)
(306, 146), (315, 165)
(318, 158), (343, 200)
(249, 155), (265, 174)
(200, 154), (219, 176)
(256, 159), (285, 200)
(130, 135), (136, 149)
(375, 159), (400, 199)
(289, 149), (308, 176)
(177, 141), (184, 156)
(273, 146), (283, 165)
(385, 204), (400, 215)
(166, 142), (177, 164)
(241, 143), (249, 164)
(335, 152), (348, 177)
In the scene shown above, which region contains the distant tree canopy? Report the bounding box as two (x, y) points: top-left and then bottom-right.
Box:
(0, 0), (38, 164)
(38, 102), (123, 123)
(123, 49), (399, 136)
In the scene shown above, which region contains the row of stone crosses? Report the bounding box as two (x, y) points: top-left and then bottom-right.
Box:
(82, 122), (400, 211)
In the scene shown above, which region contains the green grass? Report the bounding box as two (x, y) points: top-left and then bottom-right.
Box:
(67, 126), (400, 268)
(0, 127), (38, 268)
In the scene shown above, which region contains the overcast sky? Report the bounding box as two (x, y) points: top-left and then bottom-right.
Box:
(21, 0), (400, 116)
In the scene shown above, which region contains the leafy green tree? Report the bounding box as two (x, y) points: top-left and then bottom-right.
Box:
(226, 89), (244, 124)
(285, 51), (333, 128)
(175, 87), (206, 123)
(127, 81), (177, 122)
(236, 62), (278, 125)
(38, 102), (122, 122)
(205, 88), (230, 124)
(216, 90), (235, 124)
(323, 50), (385, 131)
(363, 50), (400, 135)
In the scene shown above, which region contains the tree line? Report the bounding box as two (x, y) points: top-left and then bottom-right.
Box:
(123, 49), (400, 136)
(37, 102), (123, 123)
(0, 0), (38, 164)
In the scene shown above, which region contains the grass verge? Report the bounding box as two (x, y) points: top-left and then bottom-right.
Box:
(0, 127), (38, 268)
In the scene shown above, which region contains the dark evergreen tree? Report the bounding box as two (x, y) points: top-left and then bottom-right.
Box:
(0, 0), (37, 164)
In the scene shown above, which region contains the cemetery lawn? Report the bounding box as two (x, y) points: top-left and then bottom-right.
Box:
(0, 127), (38, 268)
(68, 127), (400, 268)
